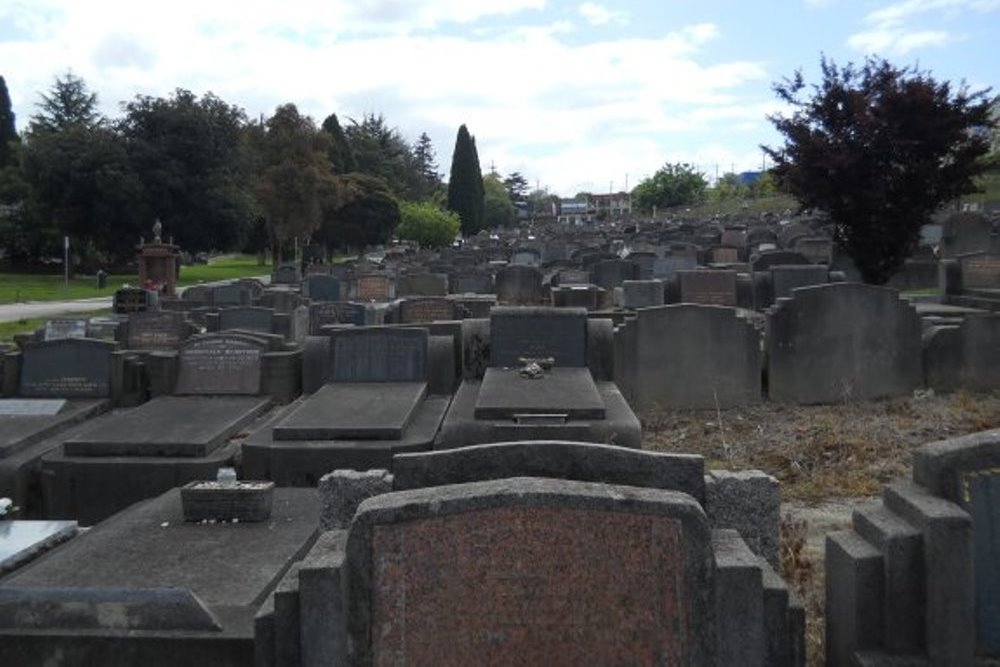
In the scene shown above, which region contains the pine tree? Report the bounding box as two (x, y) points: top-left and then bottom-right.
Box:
(0, 75), (18, 168)
(447, 124), (484, 236)
(412, 131), (442, 199)
(320, 113), (356, 174)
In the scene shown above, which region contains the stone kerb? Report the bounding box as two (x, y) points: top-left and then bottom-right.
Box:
(630, 304), (761, 411)
(344, 477), (716, 666)
(766, 283), (922, 405)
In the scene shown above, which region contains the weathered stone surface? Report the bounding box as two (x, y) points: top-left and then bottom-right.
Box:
(706, 470), (780, 569)
(126, 311), (188, 350)
(329, 328), (427, 383)
(175, 334), (266, 395)
(19, 338), (115, 398)
(474, 367), (605, 420)
(392, 440), (705, 502)
(767, 283), (921, 404)
(397, 297), (455, 324)
(43, 318), (87, 341)
(0, 520), (77, 575)
(489, 307), (586, 367)
(319, 469), (393, 530)
(678, 270), (738, 306)
(345, 477), (715, 666)
(218, 307), (274, 334)
(273, 383), (426, 441)
(303, 275), (340, 302)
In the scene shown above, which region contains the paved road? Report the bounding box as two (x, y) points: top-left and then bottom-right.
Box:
(0, 276), (270, 323)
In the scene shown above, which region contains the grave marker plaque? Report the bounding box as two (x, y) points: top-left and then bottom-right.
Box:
(368, 505), (687, 665)
(678, 271), (737, 306)
(957, 465), (1000, 653)
(218, 306), (273, 333)
(331, 328), (426, 383)
(398, 298), (456, 324)
(126, 311), (187, 350)
(961, 255), (1000, 289)
(711, 247), (739, 264)
(174, 335), (265, 395)
(356, 274), (392, 301)
(43, 319), (87, 342)
(490, 307), (586, 367)
(19, 339), (114, 398)
(211, 284), (245, 307)
(305, 274), (340, 302)
(309, 302), (365, 334)
(113, 287), (149, 314)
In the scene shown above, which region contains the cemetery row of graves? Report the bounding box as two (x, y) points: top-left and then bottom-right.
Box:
(0, 211), (998, 665)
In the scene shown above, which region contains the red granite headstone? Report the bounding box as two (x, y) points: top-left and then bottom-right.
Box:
(370, 505), (687, 666)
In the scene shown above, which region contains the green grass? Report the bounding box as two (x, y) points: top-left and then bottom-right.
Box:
(0, 255), (268, 305)
(964, 169), (1000, 204)
(0, 309), (111, 342)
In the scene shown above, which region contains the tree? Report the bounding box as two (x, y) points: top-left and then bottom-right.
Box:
(120, 89), (255, 253)
(0, 75), (19, 168)
(396, 201), (459, 248)
(483, 172), (516, 228)
(764, 56), (995, 284)
(344, 113), (422, 199)
(447, 124), (485, 235)
(526, 187), (558, 218)
(631, 163), (707, 212)
(316, 172), (399, 252)
(320, 113), (356, 174)
(503, 171), (529, 201)
(30, 72), (100, 134)
(251, 104), (339, 263)
(412, 132), (443, 200)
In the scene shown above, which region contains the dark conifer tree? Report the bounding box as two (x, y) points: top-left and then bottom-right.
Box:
(447, 124), (484, 236)
(0, 75), (20, 168)
(320, 112), (356, 174)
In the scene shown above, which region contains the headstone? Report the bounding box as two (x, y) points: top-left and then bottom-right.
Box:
(211, 284), (246, 307)
(304, 275), (341, 302)
(490, 307), (586, 367)
(309, 302), (365, 334)
(85, 317), (120, 342)
(767, 283), (921, 404)
(750, 251), (810, 272)
(795, 237), (833, 264)
(398, 297), (456, 324)
(43, 319), (87, 342)
(622, 280), (664, 309)
(556, 269), (591, 286)
(511, 248), (541, 267)
(113, 287), (149, 314)
(678, 271), (738, 306)
(450, 272), (493, 295)
(126, 311), (188, 350)
(653, 255), (697, 279)
(397, 273), (448, 297)
(356, 274), (393, 302)
(771, 264), (831, 299)
(495, 265), (543, 305)
(711, 247), (739, 264)
(174, 334), (266, 395)
(19, 339), (115, 398)
(959, 253), (1000, 289)
(330, 328), (427, 383)
(272, 263), (301, 285)
(218, 306), (274, 333)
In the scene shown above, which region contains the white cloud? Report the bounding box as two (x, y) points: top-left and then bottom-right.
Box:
(579, 2), (629, 26)
(847, 0), (997, 55)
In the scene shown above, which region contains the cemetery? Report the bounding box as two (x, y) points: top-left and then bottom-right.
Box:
(0, 208), (998, 666)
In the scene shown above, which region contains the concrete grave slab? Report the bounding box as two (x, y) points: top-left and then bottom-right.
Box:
(474, 367), (605, 420)
(273, 382), (427, 441)
(61, 396), (271, 458)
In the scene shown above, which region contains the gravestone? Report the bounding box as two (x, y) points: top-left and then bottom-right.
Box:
(751, 251), (810, 272)
(959, 253), (1000, 290)
(85, 317), (120, 342)
(771, 265), (831, 299)
(489, 307), (586, 367)
(272, 263), (301, 285)
(174, 334), (267, 395)
(510, 248), (541, 267)
(556, 268), (591, 285)
(495, 265), (543, 305)
(397, 273), (448, 297)
(344, 478), (716, 666)
(767, 283), (921, 404)
(125, 311), (188, 350)
(795, 237), (833, 265)
(43, 319), (87, 342)
(711, 247), (739, 264)
(218, 306), (274, 334)
(211, 284), (247, 307)
(309, 302), (365, 334)
(356, 274), (393, 302)
(113, 287), (149, 314)
(592, 259), (636, 290)
(19, 339), (115, 398)
(304, 275), (340, 302)
(450, 272), (493, 294)
(653, 255), (697, 279)
(678, 270), (738, 306)
(398, 297), (456, 324)
(330, 328), (427, 383)
(181, 284), (210, 303)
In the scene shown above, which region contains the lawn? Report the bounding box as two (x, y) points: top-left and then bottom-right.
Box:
(0, 309), (111, 342)
(0, 254), (268, 305)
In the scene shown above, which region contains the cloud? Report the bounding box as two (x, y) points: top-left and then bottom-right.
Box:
(578, 2), (629, 26)
(847, 0), (998, 55)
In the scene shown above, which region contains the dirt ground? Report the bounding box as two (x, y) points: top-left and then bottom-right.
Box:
(641, 390), (1000, 666)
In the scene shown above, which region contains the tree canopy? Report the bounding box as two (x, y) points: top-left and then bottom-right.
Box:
(0, 75), (18, 168)
(320, 113), (356, 174)
(316, 172), (400, 252)
(396, 201), (459, 248)
(631, 163), (707, 212)
(764, 56), (996, 284)
(447, 124), (485, 235)
(483, 172), (516, 228)
(30, 72), (100, 134)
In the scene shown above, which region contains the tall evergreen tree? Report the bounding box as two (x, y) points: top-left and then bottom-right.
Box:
(412, 131), (442, 200)
(0, 75), (18, 168)
(30, 72), (100, 134)
(447, 124), (484, 236)
(320, 113), (356, 174)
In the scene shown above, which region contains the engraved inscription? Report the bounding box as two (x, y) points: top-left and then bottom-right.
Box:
(399, 298), (454, 323)
(175, 337), (263, 395)
(962, 256), (1000, 289)
(127, 313), (184, 349)
(679, 272), (737, 306)
(332, 330), (425, 382)
(371, 506), (687, 666)
(357, 275), (391, 301)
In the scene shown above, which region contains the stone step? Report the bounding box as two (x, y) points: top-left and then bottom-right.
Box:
(852, 504), (926, 653)
(825, 530), (884, 667)
(758, 555), (806, 667)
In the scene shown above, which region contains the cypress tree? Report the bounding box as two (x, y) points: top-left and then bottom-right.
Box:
(447, 124), (484, 235)
(320, 112), (356, 174)
(0, 75), (18, 168)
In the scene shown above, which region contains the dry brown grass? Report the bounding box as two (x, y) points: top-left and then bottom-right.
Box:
(643, 390), (1000, 666)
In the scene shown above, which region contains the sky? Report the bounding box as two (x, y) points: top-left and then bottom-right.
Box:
(0, 0), (997, 197)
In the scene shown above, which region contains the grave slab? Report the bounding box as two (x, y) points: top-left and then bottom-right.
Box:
(62, 396), (272, 457)
(273, 383), (427, 441)
(474, 367), (605, 420)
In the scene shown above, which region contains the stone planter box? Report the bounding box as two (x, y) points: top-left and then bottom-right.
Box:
(180, 481), (275, 522)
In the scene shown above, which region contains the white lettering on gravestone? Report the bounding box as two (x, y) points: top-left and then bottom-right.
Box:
(44, 319), (88, 341)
